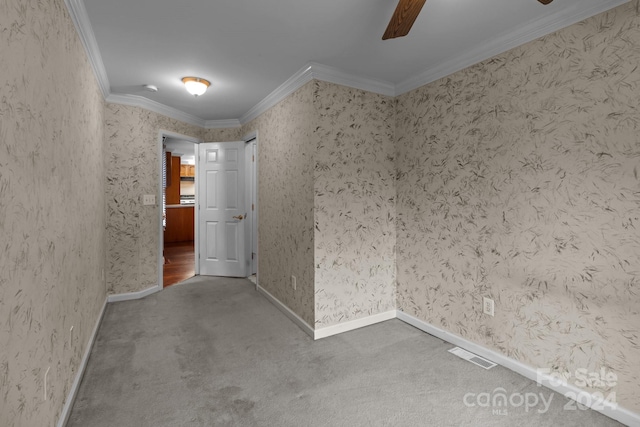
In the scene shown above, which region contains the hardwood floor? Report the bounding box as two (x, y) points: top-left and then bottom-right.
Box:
(163, 241), (195, 288)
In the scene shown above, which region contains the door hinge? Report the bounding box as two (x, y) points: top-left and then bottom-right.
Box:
(251, 253), (254, 260)
(252, 155), (255, 162)
(252, 203), (254, 211)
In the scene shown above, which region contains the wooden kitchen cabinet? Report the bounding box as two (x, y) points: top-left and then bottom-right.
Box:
(180, 164), (195, 177)
(166, 156), (181, 205)
(165, 151), (173, 187)
(164, 206), (194, 243)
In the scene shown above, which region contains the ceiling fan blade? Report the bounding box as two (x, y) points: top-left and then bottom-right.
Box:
(538, 0), (553, 4)
(382, 0), (427, 40)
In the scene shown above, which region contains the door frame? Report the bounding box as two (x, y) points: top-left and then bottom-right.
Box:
(196, 133), (259, 279)
(157, 130), (202, 290)
(243, 130), (259, 282)
(157, 129), (258, 286)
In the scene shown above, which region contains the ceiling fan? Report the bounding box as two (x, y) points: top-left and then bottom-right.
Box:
(382, 0), (554, 40)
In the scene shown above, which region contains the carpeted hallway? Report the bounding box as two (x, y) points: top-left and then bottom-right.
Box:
(67, 276), (621, 426)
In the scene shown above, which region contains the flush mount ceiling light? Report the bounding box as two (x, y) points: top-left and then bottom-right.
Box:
(181, 77), (210, 97)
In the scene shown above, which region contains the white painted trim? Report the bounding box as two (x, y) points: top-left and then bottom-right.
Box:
(64, 0), (110, 98)
(243, 131), (259, 277)
(242, 130), (258, 142)
(64, 0), (238, 128)
(106, 93), (206, 128)
(56, 297), (107, 427)
(194, 147), (201, 276)
(157, 131), (165, 292)
(205, 119), (242, 129)
(160, 130), (203, 144)
(107, 285), (161, 303)
(68, 0), (630, 126)
(158, 130), (203, 281)
(239, 62), (396, 125)
(395, 0), (630, 95)
(396, 310), (640, 427)
(313, 310), (397, 340)
(308, 62), (396, 98)
(256, 285), (315, 339)
(255, 282), (398, 341)
(240, 64), (315, 125)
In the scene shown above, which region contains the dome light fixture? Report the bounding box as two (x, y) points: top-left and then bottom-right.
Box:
(182, 77), (210, 97)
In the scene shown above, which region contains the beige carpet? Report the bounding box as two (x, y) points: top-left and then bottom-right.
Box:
(67, 276), (622, 427)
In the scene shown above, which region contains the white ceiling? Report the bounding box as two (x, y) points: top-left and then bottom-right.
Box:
(77, 0), (627, 124)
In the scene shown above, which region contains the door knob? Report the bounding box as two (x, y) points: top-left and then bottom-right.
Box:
(232, 214), (244, 221)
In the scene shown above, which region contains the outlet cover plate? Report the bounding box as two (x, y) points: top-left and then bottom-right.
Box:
(142, 194), (156, 205)
(483, 297), (494, 316)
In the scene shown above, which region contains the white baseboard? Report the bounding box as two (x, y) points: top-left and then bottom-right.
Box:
(57, 297), (107, 427)
(107, 284), (161, 303)
(256, 285), (315, 339)
(396, 310), (640, 427)
(314, 310), (397, 340)
(255, 285), (398, 341)
(53, 284), (640, 427)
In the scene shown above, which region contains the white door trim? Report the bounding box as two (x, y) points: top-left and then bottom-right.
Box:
(243, 130), (259, 280)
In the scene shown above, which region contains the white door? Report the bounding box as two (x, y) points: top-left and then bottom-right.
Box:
(198, 141), (247, 277)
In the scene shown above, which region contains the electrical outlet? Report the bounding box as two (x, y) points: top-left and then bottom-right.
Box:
(44, 367), (50, 401)
(291, 275), (296, 291)
(483, 297), (495, 316)
(142, 194), (156, 205)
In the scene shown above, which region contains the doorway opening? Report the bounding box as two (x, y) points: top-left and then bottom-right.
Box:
(157, 130), (259, 289)
(163, 136), (198, 287)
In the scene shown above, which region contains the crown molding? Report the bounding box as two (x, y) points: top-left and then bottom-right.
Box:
(239, 62), (396, 125)
(204, 119), (242, 129)
(65, 0), (110, 98)
(239, 64), (315, 125)
(65, 0), (210, 127)
(106, 93), (206, 128)
(68, 0), (630, 127)
(395, 0), (630, 95)
(308, 62), (396, 98)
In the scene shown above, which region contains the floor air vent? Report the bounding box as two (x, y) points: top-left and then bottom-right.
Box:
(448, 347), (497, 370)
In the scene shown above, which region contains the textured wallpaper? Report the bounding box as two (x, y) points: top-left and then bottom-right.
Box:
(204, 127), (244, 142)
(241, 83), (316, 326)
(3, 0), (634, 424)
(0, 0), (107, 425)
(239, 80), (397, 329)
(396, 0), (640, 413)
(313, 81), (397, 328)
(105, 111), (245, 296)
(105, 104), (204, 295)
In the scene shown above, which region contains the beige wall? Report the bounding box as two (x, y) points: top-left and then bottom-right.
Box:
(396, 0), (640, 413)
(0, 0), (107, 425)
(104, 112), (245, 296)
(3, 0), (638, 424)
(239, 80), (398, 328)
(204, 127), (244, 142)
(242, 82), (317, 325)
(104, 114), (245, 296)
(97, 0), (640, 414)
(105, 104), (204, 295)
(313, 81), (397, 328)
